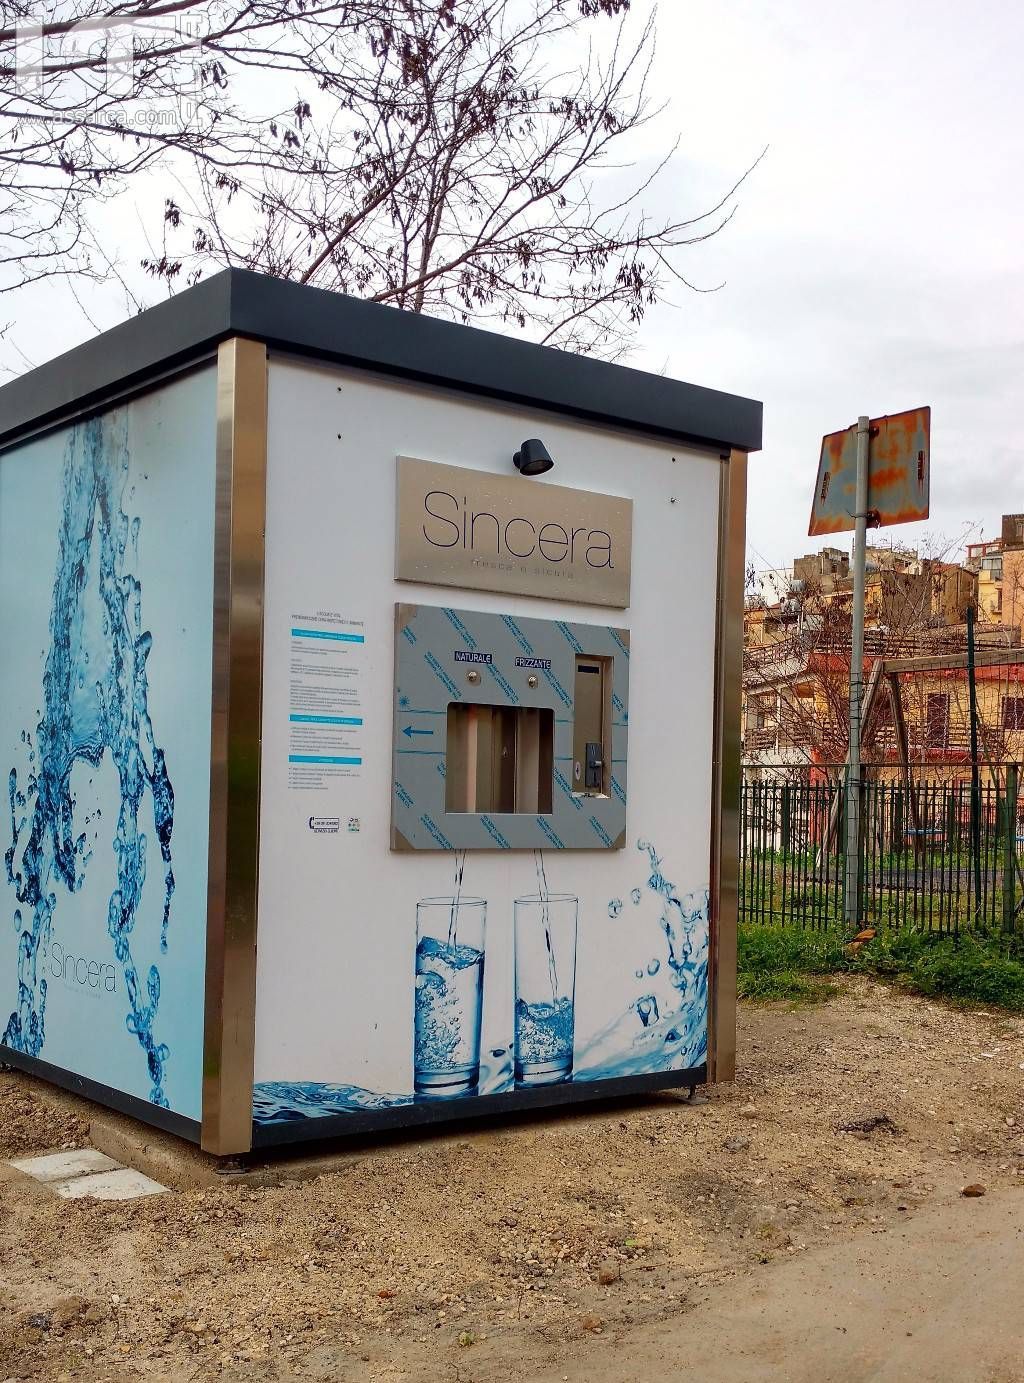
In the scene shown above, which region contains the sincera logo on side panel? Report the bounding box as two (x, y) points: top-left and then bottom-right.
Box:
(49, 941), (117, 995)
(395, 456), (633, 609)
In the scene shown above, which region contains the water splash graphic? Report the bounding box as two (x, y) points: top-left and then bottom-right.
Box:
(634, 993), (660, 1027)
(3, 415), (176, 1107)
(252, 1049), (514, 1124)
(575, 839), (708, 1080)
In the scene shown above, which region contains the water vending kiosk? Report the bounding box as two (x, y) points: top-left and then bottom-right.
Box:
(0, 272), (761, 1154)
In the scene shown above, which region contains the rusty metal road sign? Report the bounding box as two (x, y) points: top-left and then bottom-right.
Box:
(809, 405), (930, 536)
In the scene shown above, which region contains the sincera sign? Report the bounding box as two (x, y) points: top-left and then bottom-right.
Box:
(395, 456), (633, 608)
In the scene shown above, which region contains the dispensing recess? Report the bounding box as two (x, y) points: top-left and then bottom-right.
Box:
(572, 654), (612, 797)
(445, 704), (554, 814)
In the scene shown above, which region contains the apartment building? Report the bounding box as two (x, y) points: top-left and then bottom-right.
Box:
(743, 516), (1024, 777)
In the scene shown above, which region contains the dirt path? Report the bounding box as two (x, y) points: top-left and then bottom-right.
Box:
(3, 977), (1024, 1381)
(293, 1187), (1024, 1383)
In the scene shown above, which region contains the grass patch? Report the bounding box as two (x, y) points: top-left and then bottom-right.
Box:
(737, 922), (1024, 1012)
(864, 929), (1024, 1010)
(738, 925), (849, 976)
(736, 969), (839, 1005)
(737, 926), (848, 1004)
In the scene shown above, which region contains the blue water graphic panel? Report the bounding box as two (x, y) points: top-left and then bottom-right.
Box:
(0, 373), (217, 1121)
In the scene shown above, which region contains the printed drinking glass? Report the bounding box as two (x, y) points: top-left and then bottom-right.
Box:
(414, 896), (486, 1098)
(513, 893), (578, 1086)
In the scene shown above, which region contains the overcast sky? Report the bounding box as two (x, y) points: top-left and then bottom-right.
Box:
(636, 0), (1024, 572)
(3, 1), (1021, 574)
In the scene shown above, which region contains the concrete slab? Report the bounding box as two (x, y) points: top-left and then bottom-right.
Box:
(88, 1110), (224, 1189)
(52, 1167), (169, 1200)
(10, 1147), (121, 1182)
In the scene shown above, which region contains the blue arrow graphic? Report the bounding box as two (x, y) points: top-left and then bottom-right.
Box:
(402, 725), (434, 738)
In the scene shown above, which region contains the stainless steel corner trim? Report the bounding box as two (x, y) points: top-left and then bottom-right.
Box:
(202, 337), (268, 1155)
(708, 449), (746, 1084)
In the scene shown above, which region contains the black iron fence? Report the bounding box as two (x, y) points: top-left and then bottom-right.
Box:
(740, 766), (1024, 934)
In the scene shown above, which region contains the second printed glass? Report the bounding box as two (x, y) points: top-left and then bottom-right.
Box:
(414, 896), (486, 1099)
(514, 893), (578, 1086)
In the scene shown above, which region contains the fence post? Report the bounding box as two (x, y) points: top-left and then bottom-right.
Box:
(1004, 764), (1018, 935)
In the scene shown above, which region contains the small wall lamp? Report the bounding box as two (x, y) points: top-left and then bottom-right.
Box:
(513, 439), (554, 477)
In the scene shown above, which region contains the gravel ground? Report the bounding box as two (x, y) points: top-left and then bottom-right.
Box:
(0, 1080), (88, 1161)
(2, 977), (1023, 1382)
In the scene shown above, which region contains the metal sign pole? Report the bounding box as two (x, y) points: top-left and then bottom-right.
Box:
(811, 404), (930, 929)
(966, 602), (983, 920)
(845, 415), (871, 927)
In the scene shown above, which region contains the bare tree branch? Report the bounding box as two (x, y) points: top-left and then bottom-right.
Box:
(1, 0), (758, 357)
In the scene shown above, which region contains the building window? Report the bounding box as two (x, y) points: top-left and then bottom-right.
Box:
(1002, 697), (1024, 732)
(926, 693), (949, 750)
(746, 695), (778, 751)
(750, 695), (773, 730)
